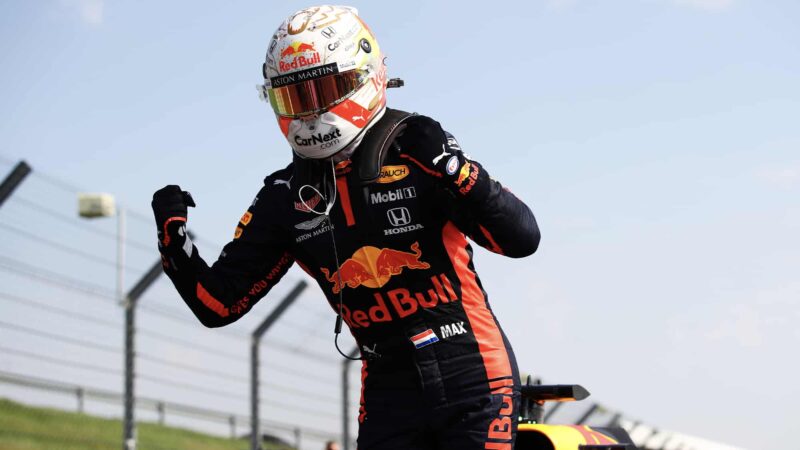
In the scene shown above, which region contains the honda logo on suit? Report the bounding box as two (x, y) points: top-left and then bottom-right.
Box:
(387, 207), (412, 227)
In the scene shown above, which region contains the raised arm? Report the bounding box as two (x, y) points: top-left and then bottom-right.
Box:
(151, 184), (294, 327)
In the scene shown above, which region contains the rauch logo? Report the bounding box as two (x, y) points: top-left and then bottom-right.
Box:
(376, 165), (409, 184)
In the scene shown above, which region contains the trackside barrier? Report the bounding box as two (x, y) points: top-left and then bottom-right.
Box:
(0, 370), (337, 443)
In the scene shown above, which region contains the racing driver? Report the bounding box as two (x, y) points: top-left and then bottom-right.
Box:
(152, 5), (540, 450)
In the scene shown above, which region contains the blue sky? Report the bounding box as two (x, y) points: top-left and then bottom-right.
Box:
(0, 1), (798, 449)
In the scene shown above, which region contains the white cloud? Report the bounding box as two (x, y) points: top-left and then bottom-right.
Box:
(756, 163), (800, 188)
(703, 283), (800, 348)
(672, 0), (734, 11)
(546, 0), (580, 9)
(704, 303), (763, 347)
(517, 280), (576, 340)
(551, 215), (598, 230)
(59, 0), (104, 25)
(546, 0), (734, 12)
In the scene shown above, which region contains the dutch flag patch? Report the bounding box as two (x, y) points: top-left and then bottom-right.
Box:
(410, 329), (439, 349)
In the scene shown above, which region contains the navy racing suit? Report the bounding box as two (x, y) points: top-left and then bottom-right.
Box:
(156, 109), (540, 449)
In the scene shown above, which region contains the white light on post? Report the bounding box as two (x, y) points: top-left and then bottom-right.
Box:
(78, 193), (125, 305)
(78, 193), (116, 218)
(78, 192), (134, 450)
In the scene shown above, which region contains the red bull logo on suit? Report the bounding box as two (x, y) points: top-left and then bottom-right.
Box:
(320, 242), (430, 293)
(340, 272), (459, 328)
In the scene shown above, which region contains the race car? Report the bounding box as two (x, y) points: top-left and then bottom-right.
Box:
(516, 380), (639, 450)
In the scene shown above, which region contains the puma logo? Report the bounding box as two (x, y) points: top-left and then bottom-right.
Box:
(361, 344), (381, 359)
(273, 177), (292, 189)
(432, 144), (451, 165)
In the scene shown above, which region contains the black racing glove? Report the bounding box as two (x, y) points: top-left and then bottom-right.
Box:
(397, 120), (489, 201)
(151, 185), (195, 250)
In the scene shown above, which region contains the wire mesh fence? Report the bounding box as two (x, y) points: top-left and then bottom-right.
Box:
(0, 156), (353, 449)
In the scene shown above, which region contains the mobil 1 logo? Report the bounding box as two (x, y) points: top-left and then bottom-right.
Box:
(370, 187), (416, 205)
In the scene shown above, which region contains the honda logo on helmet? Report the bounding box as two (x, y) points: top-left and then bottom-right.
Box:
(387, 207), (411, 227)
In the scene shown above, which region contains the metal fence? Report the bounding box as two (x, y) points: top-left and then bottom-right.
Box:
(0, 371), (336, 444)
(0, 156), (355, 449)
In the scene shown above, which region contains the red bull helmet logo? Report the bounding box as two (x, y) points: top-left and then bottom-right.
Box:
(279, 42), (321, 72)
(320, 242), (430, 293)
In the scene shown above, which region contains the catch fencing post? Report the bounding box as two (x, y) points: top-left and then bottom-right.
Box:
(341, 346), (360, 449)
(156, 402), (165, 425)
(606, 412), (622, 427)
(76, 387), (85, 413)
(0, 160), (31, 208)
(250, 338), (258, 450)
(542, 401), (563, 423)
(640, 428), (660, 449)
(575, 403), (600, 425)
(122, 256), (168, 450)
(250, 280), (308, 450)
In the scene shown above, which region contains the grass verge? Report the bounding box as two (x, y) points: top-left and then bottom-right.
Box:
(0, 398), (295, 450)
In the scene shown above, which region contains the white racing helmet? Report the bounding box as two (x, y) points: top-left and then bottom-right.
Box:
(259, 5), (388, 160)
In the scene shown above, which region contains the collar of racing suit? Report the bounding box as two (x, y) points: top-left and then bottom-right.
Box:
(352, 107), (417, 185)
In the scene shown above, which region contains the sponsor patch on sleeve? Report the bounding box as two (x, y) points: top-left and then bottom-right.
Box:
(240, 211), (253, 226)
(234, 227), (243, 239)
(445, 133), (462, 152)
(445, 155), (460, 175)
(455, 162), (472, 186)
